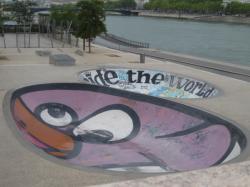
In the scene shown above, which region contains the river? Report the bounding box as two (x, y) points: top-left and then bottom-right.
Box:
(105, 15), (250, 66)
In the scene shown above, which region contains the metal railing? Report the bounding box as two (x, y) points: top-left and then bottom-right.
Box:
(99, 33), (149, 48)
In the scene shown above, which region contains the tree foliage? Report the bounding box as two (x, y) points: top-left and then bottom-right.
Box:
(76, 0), (107, 52)
(225, 1), (250, 15)
(144, 0), (250, 15)
(50, 0), (107, 52)
(144, 0), (224, 14)
(50, 4), (77, 26)
(0, 3), (3, 26)
(10, 0), (37, 23)
(104, 0), (136, 10)
(119, 0), (137, 9)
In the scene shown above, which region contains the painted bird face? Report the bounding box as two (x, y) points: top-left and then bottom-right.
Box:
(7, 83), (246, 173)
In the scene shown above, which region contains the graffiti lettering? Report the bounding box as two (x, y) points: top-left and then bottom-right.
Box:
(79, 68), (218, 99)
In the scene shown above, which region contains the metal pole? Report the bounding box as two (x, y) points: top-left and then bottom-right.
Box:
(16, 25), (18, 49)
(2, 25), (6, 48)
(140, 53), (145, 64)
(76, 37), (79, 47)
(23, 21), (26, 48)
(28, 22), (31, 48)
(38, 22), (40, 48)
(47, 22), (53, 48)
(62, 21), (65, 48)
(60, 21), (63, 41)
(67, 21), (72, 46)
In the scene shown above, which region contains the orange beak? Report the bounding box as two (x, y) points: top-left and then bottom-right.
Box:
(13, 99), (76, 158)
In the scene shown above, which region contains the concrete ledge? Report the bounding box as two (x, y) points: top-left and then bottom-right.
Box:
(94, 161), (250, 187)
(49, 54), (76, 66)
(36, 50), (51, 57)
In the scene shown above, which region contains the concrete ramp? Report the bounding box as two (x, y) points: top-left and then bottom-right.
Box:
(79, 68), (219, 99)
(4, 83), (246, 173)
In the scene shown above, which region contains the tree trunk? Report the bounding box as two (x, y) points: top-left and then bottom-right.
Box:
(28, 22), (31, 48)
(2, 26), (6, 48)
(76, 38), (79, 47)
(88, 38), (91, 53)
(53, 20), (56, 39)
(60, 21), (63, 41)
(16, 25), (18, 48)
(38, 22), (40, 48)
(83, 38), (85, 51)
(24, 21), (26, 48)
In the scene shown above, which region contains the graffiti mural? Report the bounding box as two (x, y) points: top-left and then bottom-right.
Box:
(79, 68), (219, 99)
(5, 83), (245, 173)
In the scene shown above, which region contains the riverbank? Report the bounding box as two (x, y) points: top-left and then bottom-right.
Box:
(139, 11), (250, 25)
(95, 36), (250, 82)
(105, 15), (250, 66)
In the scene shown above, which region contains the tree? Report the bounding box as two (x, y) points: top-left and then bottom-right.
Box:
(0, 2), (3, 26)
(50, 4), (77, 27)
(143, 0), (224, 14)
(104, 0), (136, 10)
(104, 0), (120, 10)
(118, 0), (137, 10)
(50, 4), (77, 41)
(225, 1), (250, 15)
(0, 3), (3, 36)
(75, 0), (107, 53)
(11, 0), (36, 23)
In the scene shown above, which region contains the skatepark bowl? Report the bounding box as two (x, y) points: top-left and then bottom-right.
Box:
(4, 83), (246, 174)
(78, 68), (219, 99)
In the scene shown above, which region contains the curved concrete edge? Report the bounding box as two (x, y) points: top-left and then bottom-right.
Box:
(92, 160), (250, 187)
(3, 83), (248, 174)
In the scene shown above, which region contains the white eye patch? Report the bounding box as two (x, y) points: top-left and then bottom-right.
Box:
(73, 109), (134, 142)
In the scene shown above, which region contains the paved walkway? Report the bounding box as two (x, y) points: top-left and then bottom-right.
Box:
(1, 46), (250, 186)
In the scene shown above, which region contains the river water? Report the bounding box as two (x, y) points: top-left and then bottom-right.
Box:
(106, 16), (250, 66)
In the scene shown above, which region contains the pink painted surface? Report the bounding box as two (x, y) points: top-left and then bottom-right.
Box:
(17, 90), (232, 171)
(21, 90), (203, 135)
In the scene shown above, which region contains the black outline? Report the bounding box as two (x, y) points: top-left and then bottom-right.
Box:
(75, 104), (140, 144)
(13, 98), (140, 158)
(155, 122), (211, 139)
(34, 103), (79, 128)
(11, 98), (82, 160)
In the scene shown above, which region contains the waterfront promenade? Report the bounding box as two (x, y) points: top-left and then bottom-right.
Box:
(95, 37), (250, 82)
(1, 43), (250, 186)
(138, 11), (250, 25)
